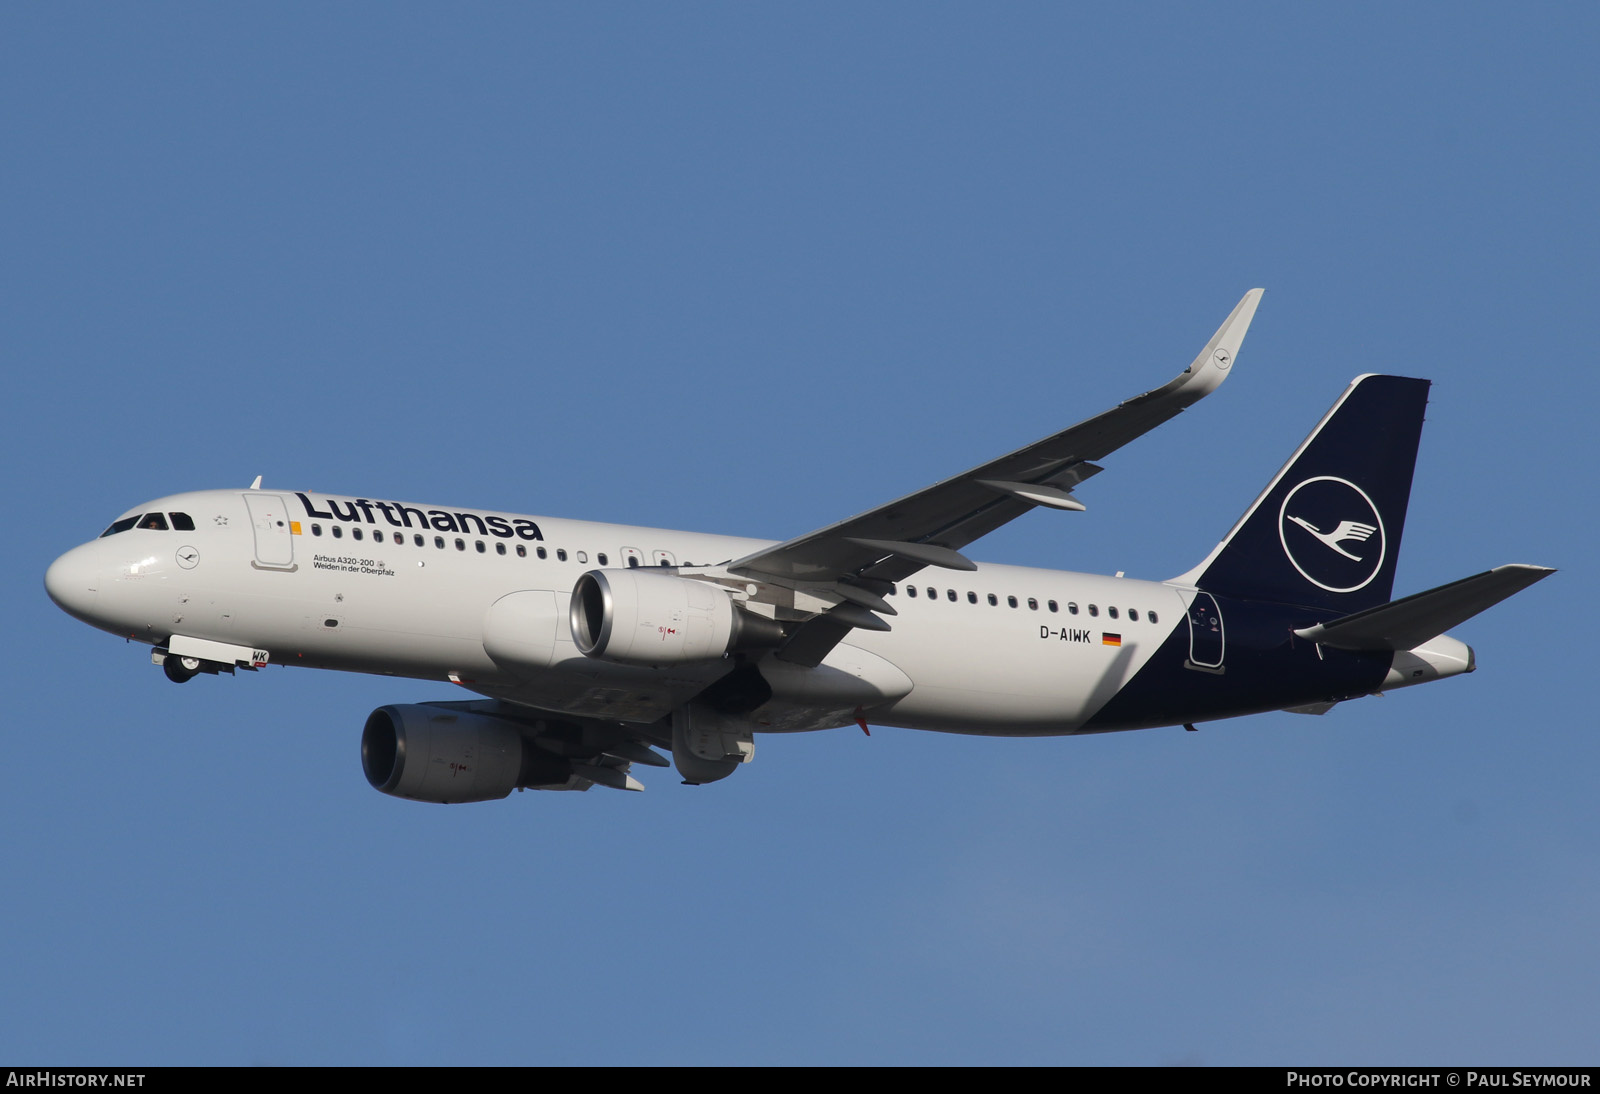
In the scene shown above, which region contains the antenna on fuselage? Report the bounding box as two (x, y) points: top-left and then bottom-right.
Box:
(249, 476), (262, 490)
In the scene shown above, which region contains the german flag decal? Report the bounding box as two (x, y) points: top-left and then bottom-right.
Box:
(1102, 633), (1122, 647)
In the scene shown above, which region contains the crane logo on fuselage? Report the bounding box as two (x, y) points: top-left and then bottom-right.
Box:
(295, 493), (543, 541)
(1277, 476), (1386, 593)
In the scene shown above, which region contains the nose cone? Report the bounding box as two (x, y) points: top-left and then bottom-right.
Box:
(45, 544), (102, 624)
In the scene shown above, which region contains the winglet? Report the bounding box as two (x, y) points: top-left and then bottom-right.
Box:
(1174, 288), (1262, 403)
(1129, 289), (1264, 412)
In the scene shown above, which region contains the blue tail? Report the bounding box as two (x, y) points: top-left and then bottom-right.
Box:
(1177, 374), (1431, 613)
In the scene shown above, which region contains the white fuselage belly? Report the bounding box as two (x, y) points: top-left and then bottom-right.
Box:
(60, 489), (1187, 736)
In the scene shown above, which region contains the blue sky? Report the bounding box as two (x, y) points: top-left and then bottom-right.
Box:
(4, 4), (1596, 1065)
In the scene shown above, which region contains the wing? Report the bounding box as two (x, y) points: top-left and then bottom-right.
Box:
(722, 289), (1266, 665)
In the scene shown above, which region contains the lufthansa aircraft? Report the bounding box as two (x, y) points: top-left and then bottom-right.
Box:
(45, 291), (1553, 801)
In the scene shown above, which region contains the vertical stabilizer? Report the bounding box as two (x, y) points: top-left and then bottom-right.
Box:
(1175, 374), (1431, 612)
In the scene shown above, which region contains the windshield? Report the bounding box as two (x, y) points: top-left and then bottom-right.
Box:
(99, 511), (196, 537)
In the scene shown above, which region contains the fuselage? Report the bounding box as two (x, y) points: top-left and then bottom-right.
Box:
(45, 487), (1449, 738)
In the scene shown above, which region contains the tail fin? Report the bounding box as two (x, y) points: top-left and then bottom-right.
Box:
(1175, 374), (1431, 612)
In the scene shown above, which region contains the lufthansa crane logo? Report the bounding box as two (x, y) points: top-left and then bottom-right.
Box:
(1278, 476), (1386, 593)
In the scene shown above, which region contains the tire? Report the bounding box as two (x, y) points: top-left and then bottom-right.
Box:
(163, 655), (200, 684)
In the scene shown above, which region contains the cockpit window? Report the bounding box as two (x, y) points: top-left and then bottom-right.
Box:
(169, 512), (195, 531)
(99, 517), (139, 538)
(137, 513), (169, 531)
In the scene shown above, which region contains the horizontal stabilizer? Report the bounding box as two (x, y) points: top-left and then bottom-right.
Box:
(1294, 564), (1554, 651)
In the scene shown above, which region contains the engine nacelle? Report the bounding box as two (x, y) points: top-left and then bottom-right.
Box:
(569, 569), (781, 666)
(361, 704), (571, 803)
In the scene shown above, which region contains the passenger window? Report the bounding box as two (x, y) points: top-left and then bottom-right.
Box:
(1028, 598), (1038, 610)
(1129, 608), (1139, 622)
(332, 526), (343, 539)
(496, 543), (506, 555)
(1149, 611), (1159, 625)
(311, 524), (322, 537)
(1108, 606), (1119, 620)
(455, 538), (465, 551)
(557, 549), (567, 562)
(947, 589), (957, 602)
(394, 532), (403, 545)
(475, 541), (486, 553)
(598, 553), (608, 566)
(352, 527), (363, 541)
(967, 591), (977, 604)
(169, 513), (195, 531)
(1007, 596), (1018, 608)
(987, 593), (998, 606)
(414, 534), (424, 547)
(907, 586), (918, 598)
(434, 536), (445, 549)
(138, 513), (168, 531)
(516, 544), (526, 558)
(926, 587), (936, 599)
(1067, 602), (1078, 615)
(577, 551), (588, 563)
(627, 557), (640, 568)
(537, 546), (547, 560)
(1088, 604), (1099, 617)
(1048, 600), (1058, 613)
(100, 517), (139, 537)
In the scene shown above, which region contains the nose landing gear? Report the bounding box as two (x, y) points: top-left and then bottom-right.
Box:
(153, 647), (237, 684)
(161, 654), (204, 683)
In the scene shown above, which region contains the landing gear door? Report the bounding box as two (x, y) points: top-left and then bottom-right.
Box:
(243, 493), (296, 570)
(1186, 592), (1224, 671)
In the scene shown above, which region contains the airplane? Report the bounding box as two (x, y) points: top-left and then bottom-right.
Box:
(44, 290), (1554, 802)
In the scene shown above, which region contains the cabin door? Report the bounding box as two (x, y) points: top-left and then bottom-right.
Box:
(243, 493), (295, 569)
(1186, 592), (1224, 670)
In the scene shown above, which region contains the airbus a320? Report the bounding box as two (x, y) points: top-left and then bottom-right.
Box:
(45, 291), (1553, 801)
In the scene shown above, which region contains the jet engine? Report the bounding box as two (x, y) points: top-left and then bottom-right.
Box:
(569, 569), (782, 666)
(361, 704), (574, 803)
